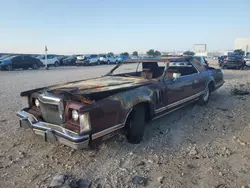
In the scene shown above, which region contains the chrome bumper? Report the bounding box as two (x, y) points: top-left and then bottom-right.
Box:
(17, 110), (89, 150)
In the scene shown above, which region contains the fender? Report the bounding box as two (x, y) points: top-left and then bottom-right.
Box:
(109, 85), (156, 118)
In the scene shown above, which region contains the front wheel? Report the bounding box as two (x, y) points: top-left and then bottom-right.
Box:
(126, 104), (146, 144)
(7, 65), (13, 71)
(96, 60), (100, 65)
(197, 85), (210, 106)
(54, 61), (59, 67)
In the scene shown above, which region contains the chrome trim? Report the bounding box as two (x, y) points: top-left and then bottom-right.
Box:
(92, 123), (123, 140)
(153, 98), (198, 120)
(38, 93), (65, 122)
(215, 81), (225, 89)
(38, 93), (61, 105)
(155, 91), (204, 114)
(92, 108), (133, 140)
(17, 110), (89, 149)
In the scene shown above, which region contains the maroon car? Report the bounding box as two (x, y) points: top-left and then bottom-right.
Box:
(17, 57), (224, 149)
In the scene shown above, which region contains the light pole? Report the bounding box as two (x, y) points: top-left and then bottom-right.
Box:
(45, 46), (48, 70)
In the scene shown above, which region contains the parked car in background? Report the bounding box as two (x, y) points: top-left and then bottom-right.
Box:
(17, 56), (224, 149)
(76, 54), (100, 66)
(219, 55), (245, 69)
(118, 55), (130, 63)
(0, 55), (42, 71)
(218, 56), (227, 66)
(57, 55), (68, 65)
(99, 54), (118, 64)
(244, 56), (250, 66)
(62, 55), (77, 66)
(37, 55), (60, 67)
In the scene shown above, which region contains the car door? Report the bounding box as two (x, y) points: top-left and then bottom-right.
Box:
(165, 76), (192, 106)
(190, 58), (207, 94)
(23, 56), (32, 68)
(12, 56), (24, 69)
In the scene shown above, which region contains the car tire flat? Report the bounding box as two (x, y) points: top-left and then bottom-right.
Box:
(127, 104), (146, 144)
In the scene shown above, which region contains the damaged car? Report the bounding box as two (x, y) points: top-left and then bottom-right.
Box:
(17, 57), (224, 149)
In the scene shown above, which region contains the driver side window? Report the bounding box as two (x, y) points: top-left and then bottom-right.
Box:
(167, 61), (198, 79)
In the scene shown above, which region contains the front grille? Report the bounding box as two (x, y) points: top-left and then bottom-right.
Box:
(38, 93), (64, 125)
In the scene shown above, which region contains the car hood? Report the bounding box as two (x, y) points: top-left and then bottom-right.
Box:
(48, 76), (151, 95)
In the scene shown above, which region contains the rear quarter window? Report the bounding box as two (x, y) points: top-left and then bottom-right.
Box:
(192, 58), (206, 71)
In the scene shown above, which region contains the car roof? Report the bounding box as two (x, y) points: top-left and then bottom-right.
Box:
(124, 57), (191, 63)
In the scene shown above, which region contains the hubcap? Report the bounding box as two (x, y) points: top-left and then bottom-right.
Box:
(203, 87), (209, 101)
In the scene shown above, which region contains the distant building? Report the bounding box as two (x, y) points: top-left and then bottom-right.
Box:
(193, 44), (207, 56)
(207, 51), (222, 57)
(235, 38), (250, 55)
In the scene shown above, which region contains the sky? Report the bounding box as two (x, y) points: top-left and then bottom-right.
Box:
(0, 0), (250, 55)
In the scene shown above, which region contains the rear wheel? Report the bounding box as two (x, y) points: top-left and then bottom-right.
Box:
(32, 63), (39, 69)
(126, 104), (146, 144)
(96, 60), (100, 65)
(197, 84), (211, 106)
(54, 61), (59, 67)
(107, 60), (110, 64)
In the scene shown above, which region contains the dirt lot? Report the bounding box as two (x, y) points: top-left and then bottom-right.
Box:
(0, 60), (250, 188)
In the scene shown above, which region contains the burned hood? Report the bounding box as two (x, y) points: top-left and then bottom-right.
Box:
(47, 76), (151, 95)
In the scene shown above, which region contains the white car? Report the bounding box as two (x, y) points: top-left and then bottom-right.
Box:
(244, 56), (250, 66)
(76, 54), (100, 66)
(37, 55), (60, 67)
(99, 54), (118, 64)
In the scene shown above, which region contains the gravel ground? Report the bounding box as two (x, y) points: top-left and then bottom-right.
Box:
(0, 60), (250, 188)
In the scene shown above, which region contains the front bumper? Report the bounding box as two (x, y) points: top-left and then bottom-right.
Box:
(17, 110), (89, 149)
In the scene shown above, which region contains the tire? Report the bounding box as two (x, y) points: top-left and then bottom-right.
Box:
(7, 65), (13, 71)
(32, 63), (39, 69)
(107, 60), (110, 65)
(241, 63), (245, 70)
(54, 61), (59, 67)
(197, 84), (211, 106)
(97, 60), (100, 65)
(115, 60), (118, 64)
(222, 65), (227, 69)
(126, 104), (146, 144)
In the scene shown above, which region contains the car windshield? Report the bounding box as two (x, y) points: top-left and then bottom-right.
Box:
(99, 54), (106, 57)
(2, 55), (16, 61)
(0, 55), (12, 60)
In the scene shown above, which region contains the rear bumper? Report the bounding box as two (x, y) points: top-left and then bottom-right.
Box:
(17, 110), (89, 149)
(215, 80), (225, 90)
(223, 61), (243, 67)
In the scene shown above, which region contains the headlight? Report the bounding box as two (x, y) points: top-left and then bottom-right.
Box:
(79, 113), (91, 133)
(35, 99), (40, 107)
(72, 110), (79, 121)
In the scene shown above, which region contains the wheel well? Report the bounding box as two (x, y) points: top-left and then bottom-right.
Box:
(124, 102), (152, 130)
(208, 81), (215, 92)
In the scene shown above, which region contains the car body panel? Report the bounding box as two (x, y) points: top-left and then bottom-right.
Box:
(17, 57), (224, 149)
